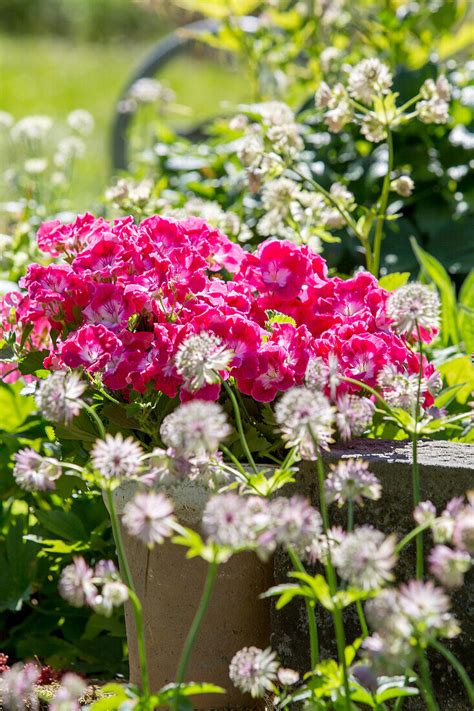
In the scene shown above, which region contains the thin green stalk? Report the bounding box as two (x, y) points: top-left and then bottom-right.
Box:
(429, 638), (474, 706)
(413, 322), (424, 579)
(288, 547), (319, 668)
(356, 599), (369, 639)
(416, 644), (439, 711)
(83, 402), (106, 439)
(314, 451), (351, 710)
(172, 560), (219, 711)
(395, 522), (430, 555)
(104, 488), (150, 701)
(222, 380), (258, 475)
(371, 127), (393, 278)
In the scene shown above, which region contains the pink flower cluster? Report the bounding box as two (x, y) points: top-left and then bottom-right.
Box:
(0, 213), (436, 403)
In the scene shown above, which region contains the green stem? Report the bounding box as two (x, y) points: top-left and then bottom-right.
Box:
(104, 488), (150, 701)
(413, 322), (424, 579)
(416, 644), (439, 711)
(315, 452), (351, 710)
(172, 560), (219, 711)
(429, 638), (474, 706)
(288, 547), (319, 668)
(83, 402), (106, 439)
(222, 380), (258, 475)
(356, 599), (369, 639)
(220, 444), (250, 480)
(395, 522), (430, 555)
(371, 127), (393, 279)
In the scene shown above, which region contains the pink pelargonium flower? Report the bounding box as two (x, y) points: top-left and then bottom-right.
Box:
(54, 324), (121, 373)
(37, 213), (107, 258)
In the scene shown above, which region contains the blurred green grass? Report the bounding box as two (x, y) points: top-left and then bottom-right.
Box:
(0, 33), (248, 211)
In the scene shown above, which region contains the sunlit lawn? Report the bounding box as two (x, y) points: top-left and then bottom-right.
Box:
(0, 33), (248, 210)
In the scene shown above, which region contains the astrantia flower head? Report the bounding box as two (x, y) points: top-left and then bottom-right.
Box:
(229, 646), (279, 698)
(59, 557), (96, 608)
(122, 492), (176, 548)
(175, 332), (234, 392)
(452, 501), (474, 554)
(160, 400), (231, 458)
(347, 59), (393, 103)
(377, 365), (420, 413)
(49, 672), (86, 711)
(91, 581), (129, 618)
(275, 387), (335, 459)
(398, 580), (459, 638)
(333, 526), (397, 590)
(277, 668), (300, 686)
(269, 496), (322, 561)
(0, 663), (40, 711)
(325, 458), (381, 507)
(35, 370), (86, 425)
(13, 448), (62, 491)
(428, 544), (471, 589)
(91, 433), (144, 482)
(319, 525), (346, 565)
(413, 500), (437, 526)
(391, 175), (414, 197)
(202, 494), (272, 555)
(387, 283), (440, 337)
(336, 395), (375, 440)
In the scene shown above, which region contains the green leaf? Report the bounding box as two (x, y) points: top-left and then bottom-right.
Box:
(18, 349), (48, 375)
(0, 516), (39, 611)
(376, 687), (419, 702)
(438, 356), (474, 404)
(410, 237), (460, 346)
(36, 509), (88, 542)
(458, 270), (474, 352)
(289, 573), (333, 609)
(378, 271), (410, 291)
(0, 381), (35, 432)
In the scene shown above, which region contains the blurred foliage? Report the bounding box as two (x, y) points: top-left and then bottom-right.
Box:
(0, 0), (170, 43)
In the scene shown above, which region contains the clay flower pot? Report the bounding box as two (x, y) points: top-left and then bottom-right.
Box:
(110, 480), (274, 710)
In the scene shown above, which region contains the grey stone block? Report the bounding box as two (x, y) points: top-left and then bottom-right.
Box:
(272, 439), (474, 710)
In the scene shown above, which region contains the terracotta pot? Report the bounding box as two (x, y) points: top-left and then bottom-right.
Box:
(110, 481), (273, 710)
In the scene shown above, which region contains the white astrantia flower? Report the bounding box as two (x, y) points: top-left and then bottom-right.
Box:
(428, 545), (471, 588)
(333, 526), (397, 590)
(347, 59), (393, 104)
(376, 364), (420, 413)
(24, 158), (48, 175)
(325, 458), (381, 506)
(59, 557), (97, 608)
(91, 433), (145, 481)
(398, 580), (459, 637)
(391, 175), (414, 197)
(229, 646), (279, 698)
(360, 115), (386, 143)
(175, 332), (234, 392)
(336, 394), (375, 440)
(277, 668), (300, 686)
(13, 448), (62, 492)
(35, 370), (86, 425)
(160, 400), (231, 457)
(129, 78), (175, 105)
(11, 115), (53, 142)
(122, 492), (176, 547)
(67, 109), (95, 136)
(275, 387), (335, 459)
(202, 494), (272, 553)
(387, 282), (440, 336)
(91, 581), (129, 617)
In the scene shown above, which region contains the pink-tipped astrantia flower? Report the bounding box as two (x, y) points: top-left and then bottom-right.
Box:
(336, 395), (375, 440)
(175, 331), (233, 392)
(387, 283), (440, 339)
(0, 663), (40, 711)
(13, 448), (62, 492)
(59, 557), (97, 608)
(333, 526), (397, 590)
(160, 401), (231, 458)
(275, 387), (335, 459)
(49, 672), (86, 711)
(35, 370), (86, 424)
(229, 646), (279, 698)
(91, 433), (144, 481)
(428, 545), (471, 588)
(122, 492), (175, 547)
(325, 458), (381, 506)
